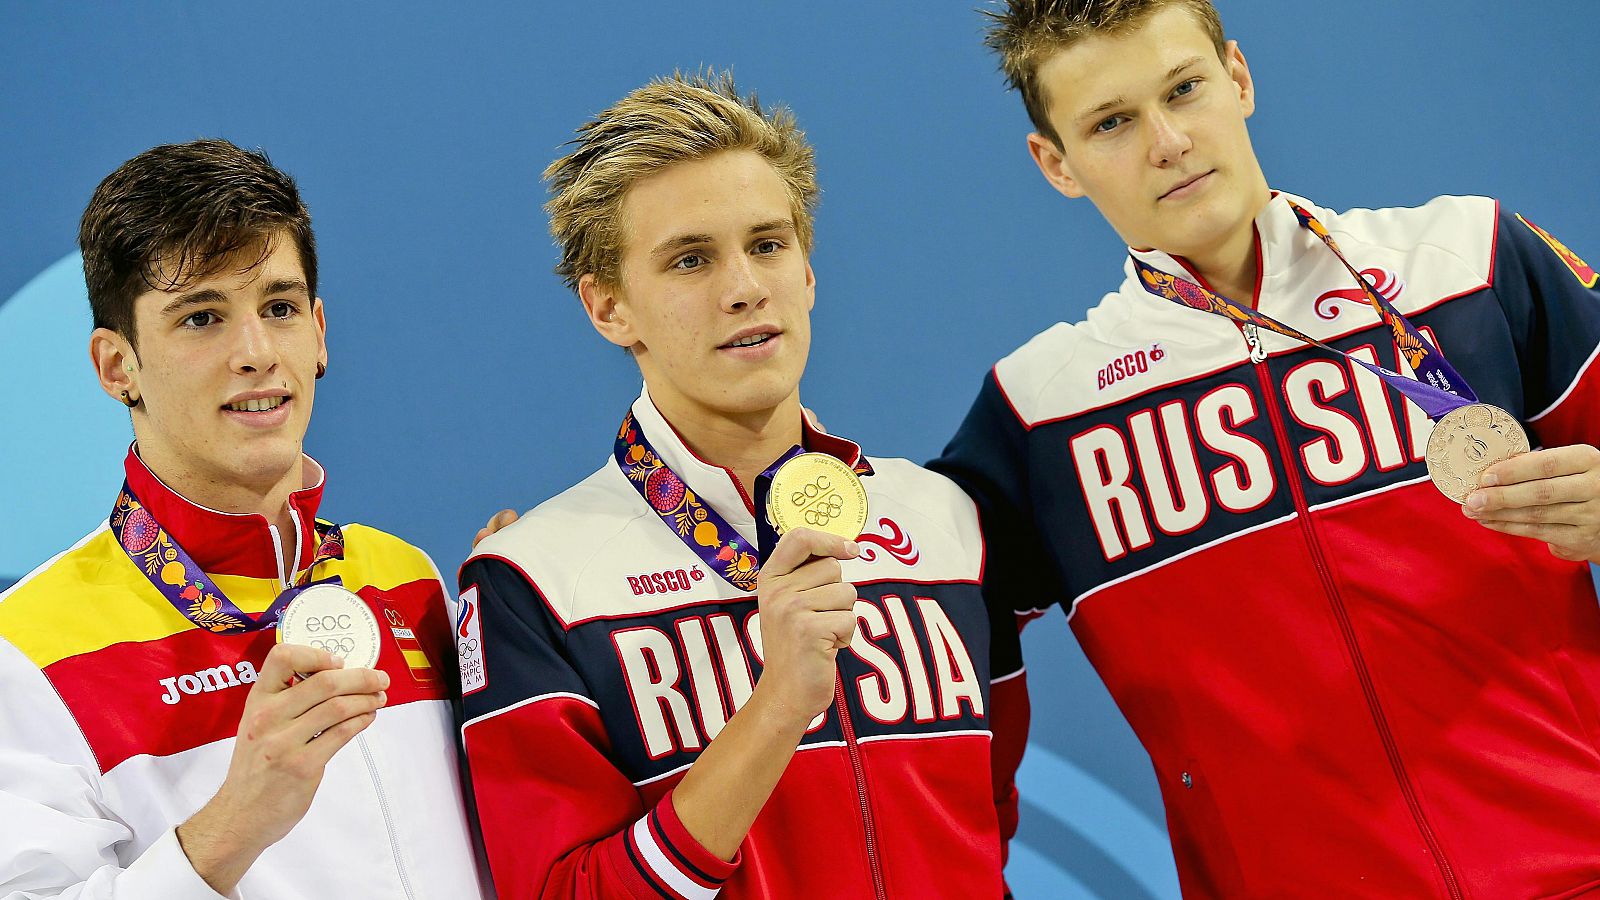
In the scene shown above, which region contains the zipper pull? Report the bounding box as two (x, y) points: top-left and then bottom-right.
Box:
(1242, 323), (1269, 363)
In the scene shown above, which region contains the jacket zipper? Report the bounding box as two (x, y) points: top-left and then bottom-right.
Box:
(834, 679), (888, 900)
(1240, 324), (1464, 899)
(359, 735), (418, 900)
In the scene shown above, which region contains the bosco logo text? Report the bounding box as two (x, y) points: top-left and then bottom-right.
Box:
(628, 567), (706, 596)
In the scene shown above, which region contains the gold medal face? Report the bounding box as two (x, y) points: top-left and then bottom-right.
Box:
(277, 584), (383, 670)
(1425, 403), (1530, 503)
(767, 453), (869, 540)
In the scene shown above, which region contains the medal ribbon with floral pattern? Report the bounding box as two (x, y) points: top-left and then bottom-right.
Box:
(1131, 202), (1477, 421)
(110, 482), (347, 633)
(613, 411), (872, 593)
(615, 412), (767, 592)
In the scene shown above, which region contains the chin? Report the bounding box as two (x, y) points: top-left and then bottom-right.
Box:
(220, 442), (304, 486)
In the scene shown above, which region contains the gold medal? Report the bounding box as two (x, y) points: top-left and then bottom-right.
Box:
(1425, 403), (1529, 503)
(767, 453), (869, 540)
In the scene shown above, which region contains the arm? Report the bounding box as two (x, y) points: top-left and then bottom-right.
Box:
(927, 370), (1065, 884)
(1463, 207), (1600, 560)
(460, 528), (858, 899)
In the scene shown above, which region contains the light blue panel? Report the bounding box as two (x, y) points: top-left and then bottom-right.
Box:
(0, 254), (130, 581)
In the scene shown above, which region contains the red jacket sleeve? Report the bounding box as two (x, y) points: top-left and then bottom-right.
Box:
(459, 557), (738, 899)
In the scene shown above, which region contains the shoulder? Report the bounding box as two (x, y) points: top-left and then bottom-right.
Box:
(858, 456), (983, 577)
(470, 465), (643, 566)
(0, 524), (133, 668)
(334, 522), (441, 585)
(464, 464), (650, 620)
(1324, 194), (1499, 281)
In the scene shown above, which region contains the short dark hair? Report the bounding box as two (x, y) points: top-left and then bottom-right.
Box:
(983, 0), (1227, 147)
(78, 139), (317, 347)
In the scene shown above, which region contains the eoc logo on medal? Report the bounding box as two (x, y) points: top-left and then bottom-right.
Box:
(457, 585), (486, 695)
(627, 566), (706, 596)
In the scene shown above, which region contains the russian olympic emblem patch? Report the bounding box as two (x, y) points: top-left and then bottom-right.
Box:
(457, 584), (486, 695)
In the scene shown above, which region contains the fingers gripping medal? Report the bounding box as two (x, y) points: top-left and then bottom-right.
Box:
(1426, 404), (1531, 503)
(277, 583), (383, 670)
(767, 453), (869, 540)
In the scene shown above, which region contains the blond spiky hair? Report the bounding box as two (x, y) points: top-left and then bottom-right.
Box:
(982, 0), (1226, 146)
(544, 70), (819, 291)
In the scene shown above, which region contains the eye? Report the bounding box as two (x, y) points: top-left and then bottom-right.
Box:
(1094, 115), (1126, 134)
(672, 253), (705, 271)
(754, 239), (783, 255)
(1172, 78), (1200, 99)
(266, 300), (298, 319)
(181, 311), (217, 328)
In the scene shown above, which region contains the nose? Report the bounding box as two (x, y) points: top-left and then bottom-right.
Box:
(229, 314), (280, 375)
(720, 253), (768, 313)
(1147, 109), (1193, 167)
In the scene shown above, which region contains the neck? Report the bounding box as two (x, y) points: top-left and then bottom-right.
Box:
(1179, 186), (1275, 306)
(651, 390), (804, 498)
(134, 441), (304, 568)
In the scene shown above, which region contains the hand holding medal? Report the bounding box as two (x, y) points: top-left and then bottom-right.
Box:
(1462, 443), (1600, 562)
(747, 453), (870, 720)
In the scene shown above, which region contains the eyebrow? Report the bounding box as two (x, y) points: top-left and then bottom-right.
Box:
(157, 278), (310, 317)
(647, 219), (797, 259)
(159, 289), (227, 317)
(261, 278), (311, 298)
(1073, 56), (1207, 127)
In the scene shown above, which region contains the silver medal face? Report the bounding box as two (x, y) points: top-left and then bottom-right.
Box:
(1425, 403), (1530, 503)
(276, 584), (382, 670)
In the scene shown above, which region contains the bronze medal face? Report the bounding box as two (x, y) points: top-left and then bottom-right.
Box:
(767, 453), (869, 540)
(277, 584), (383, 670)
(1425, 403), (1530, 503)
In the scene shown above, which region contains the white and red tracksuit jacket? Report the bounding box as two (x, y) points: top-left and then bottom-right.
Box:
(931, 192), (1600, 898)
(458, 391), (1010, 899)
(0, 449), (483, 899)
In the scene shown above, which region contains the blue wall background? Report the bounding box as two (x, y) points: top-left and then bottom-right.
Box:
(4, 3), (1598, 896)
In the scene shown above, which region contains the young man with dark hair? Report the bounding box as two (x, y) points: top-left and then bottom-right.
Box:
(0, 139), (483, 898)
(932, 1), (1600, 895)
(460, 72), (1009, 898)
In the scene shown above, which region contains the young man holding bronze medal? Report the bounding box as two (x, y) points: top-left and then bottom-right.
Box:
(458, 72), (1010, 898)
(930, 0), (1600, 895)
(0, 141), (484, 898)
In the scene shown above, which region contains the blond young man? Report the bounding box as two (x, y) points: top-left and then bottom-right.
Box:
(459, 73), (1011, 899)
(930, 1), (1600, 896)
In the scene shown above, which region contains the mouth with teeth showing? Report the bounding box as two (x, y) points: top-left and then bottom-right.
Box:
(224, 396), (288, 413)
(721, 333), (776, 350)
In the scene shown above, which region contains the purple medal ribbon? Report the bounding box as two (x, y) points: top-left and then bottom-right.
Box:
(613, 410), (871, 593)
(111, 482), (347, 634)
(1131, 202), (1476, 421)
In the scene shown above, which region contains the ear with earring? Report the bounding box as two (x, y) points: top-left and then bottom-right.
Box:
(316, 362), (327, 379)
(120, 364), (139, 408)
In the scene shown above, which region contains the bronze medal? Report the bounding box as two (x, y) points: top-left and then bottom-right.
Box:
(1425, 403), (1530, 503)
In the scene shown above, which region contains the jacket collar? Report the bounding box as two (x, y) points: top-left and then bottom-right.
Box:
(1127, 190), (1327, 311)
(627, 386), (869, 548)
(123, 445), (327, 582)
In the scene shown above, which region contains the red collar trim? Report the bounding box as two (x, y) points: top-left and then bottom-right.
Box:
(122, 446), (327, 581)
(801, 414), (873, 475)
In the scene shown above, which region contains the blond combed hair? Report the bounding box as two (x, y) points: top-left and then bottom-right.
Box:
(983, 0), (1226, 146)
(544, 70), (819, 291)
